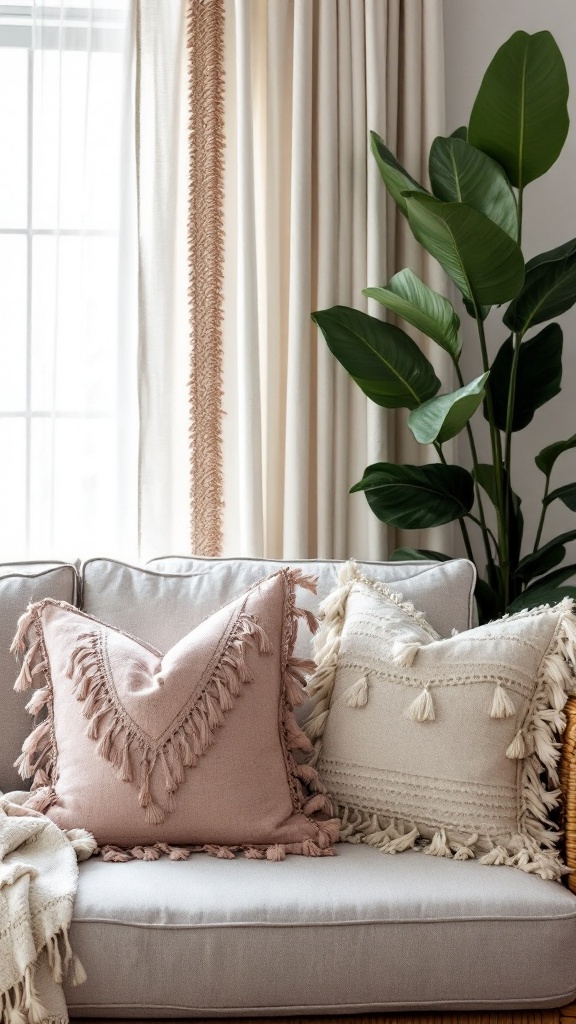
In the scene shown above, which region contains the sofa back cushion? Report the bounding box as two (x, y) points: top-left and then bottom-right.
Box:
(0, 562), (78, 792)
(82, 557), (476, 656)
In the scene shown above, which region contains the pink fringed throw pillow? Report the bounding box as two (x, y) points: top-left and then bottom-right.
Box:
(12, 569), (339, 861)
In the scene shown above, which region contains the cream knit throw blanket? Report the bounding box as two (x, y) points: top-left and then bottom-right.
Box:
(0, 792), (96, 1024)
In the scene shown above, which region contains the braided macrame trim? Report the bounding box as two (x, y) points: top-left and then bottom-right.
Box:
(187, 0), (225, 556)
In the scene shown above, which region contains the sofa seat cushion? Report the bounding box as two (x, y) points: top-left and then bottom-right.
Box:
(66, 843), (576, 1017)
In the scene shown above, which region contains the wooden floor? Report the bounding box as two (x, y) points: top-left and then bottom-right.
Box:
(73, 1007), (576, 1024)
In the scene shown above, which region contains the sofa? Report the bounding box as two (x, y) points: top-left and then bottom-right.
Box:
(2, 555), (576, 1021)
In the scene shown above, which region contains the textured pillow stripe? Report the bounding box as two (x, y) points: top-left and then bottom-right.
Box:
(304, 561), (576, 880)
(12, 569), (339, 862)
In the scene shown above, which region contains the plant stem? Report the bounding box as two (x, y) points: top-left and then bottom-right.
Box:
(454, 360), (499, 569)
(434, 441), (475, 564)
(502, 185), (525, 597)
(474, 308), (508, 603)
(466, 513), (498, 549)
(503, 331), (522, 558)
(533, 476), (550, 552)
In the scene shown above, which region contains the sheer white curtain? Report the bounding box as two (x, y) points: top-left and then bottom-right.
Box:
(220, 0), (450, 561)
(0, 0), (189, 563)
(135, 0), (190, 561)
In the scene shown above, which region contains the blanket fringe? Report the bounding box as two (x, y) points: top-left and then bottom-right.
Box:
(0, 928), (85, 1024)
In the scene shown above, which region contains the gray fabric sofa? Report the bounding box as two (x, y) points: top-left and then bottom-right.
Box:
(2, 556), (576, 1018)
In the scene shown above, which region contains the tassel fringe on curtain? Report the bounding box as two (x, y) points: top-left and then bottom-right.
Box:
(187, 0), (226, 556)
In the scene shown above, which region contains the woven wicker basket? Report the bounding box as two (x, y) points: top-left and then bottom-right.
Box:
(560, 695), (576, 893)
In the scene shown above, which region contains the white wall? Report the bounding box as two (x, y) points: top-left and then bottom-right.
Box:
(443, 0), (576, 565)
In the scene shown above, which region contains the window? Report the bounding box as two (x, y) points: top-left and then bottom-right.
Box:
(0, 2), (138, 560)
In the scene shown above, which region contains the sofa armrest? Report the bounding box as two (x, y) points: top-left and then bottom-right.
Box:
(560, 696), (576, 893)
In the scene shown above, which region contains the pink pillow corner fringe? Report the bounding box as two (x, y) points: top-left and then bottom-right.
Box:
(10, 568), (340, 862)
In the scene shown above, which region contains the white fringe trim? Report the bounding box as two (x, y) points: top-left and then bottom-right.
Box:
(0, 929), (86, 1024)
(337, 804), (568, 880)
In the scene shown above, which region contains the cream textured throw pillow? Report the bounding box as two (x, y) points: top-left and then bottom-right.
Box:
(304, 562), (576, 880)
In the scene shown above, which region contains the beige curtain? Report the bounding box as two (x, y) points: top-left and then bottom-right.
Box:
(218, 0), (450, 560)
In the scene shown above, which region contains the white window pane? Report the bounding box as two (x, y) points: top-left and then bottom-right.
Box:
(0, 419), (26, 554)
(31, 234), (118, 413)
(33, 49), (124, 230)
(0, 236), (27, 411)
(0, 49), (28, 228)
(29, 416), (117, 556)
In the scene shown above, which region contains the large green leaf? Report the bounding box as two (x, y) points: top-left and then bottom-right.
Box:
(473, 463), (500, 508)
(523, 564), (576, 594)
(508, 586), (576, 614)
(350, 463), (474, 530)
(503, 239), (576, 334)
(535, 433), (576, 478)
(404, 194), (524, 307)
(485, 324), (563, 432)
(390, 548), (451, 562)
(428, 137), (518, 239)
(370, 131), (428, 216)
(311, 306), (440, 410)
(363, 269), (461, 361)
(515, 544), (566, 584)
(468, 30), (569, 188)
(545, 482), (576, 512)
(408, 373), (488, 445)
(514, 529), (576, 583)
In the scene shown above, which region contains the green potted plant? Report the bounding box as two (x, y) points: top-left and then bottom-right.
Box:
(312, 30), (576, 622)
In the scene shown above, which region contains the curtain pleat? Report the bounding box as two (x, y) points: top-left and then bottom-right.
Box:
(219, 0), (449, 560)
(283, 0), (313, 557)
(233, 0), (265, 554)
(137, 0), (190, 558)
